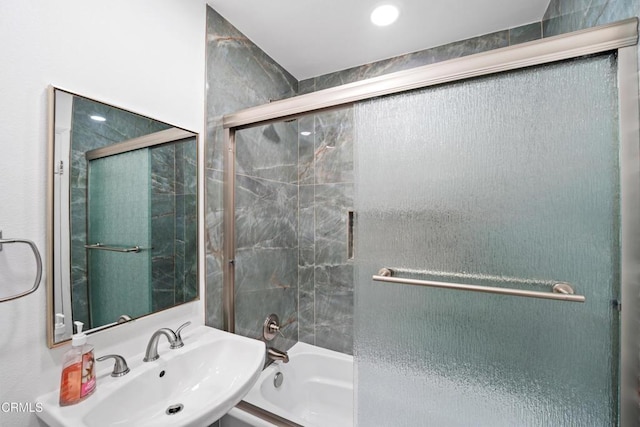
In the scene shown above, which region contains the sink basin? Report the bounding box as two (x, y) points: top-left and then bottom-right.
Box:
(37, 325), (265, 427)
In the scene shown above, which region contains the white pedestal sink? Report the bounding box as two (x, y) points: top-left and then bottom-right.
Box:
(37, 325), (265, 427)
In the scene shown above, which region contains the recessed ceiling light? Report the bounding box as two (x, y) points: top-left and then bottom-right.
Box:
(90, 115), (106, 122)
(370, 4), (399, 27)
(300, 131), (312, 136)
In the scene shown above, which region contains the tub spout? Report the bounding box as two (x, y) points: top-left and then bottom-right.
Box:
(267, 347), (289, 363)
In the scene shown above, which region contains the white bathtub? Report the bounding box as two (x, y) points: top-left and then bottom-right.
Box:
(220, 342), (353, 427)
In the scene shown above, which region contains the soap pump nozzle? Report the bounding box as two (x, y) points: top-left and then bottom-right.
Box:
(72, 321), (87, 347)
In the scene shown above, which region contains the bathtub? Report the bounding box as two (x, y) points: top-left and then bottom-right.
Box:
(220, 342), (353, 427)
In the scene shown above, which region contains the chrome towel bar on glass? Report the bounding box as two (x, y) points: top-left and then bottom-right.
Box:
(0, 233), (43, 303)
(85, 243), (142, 253)
(373, 268), (585, 303)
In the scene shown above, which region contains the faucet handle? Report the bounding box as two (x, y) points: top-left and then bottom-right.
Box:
(97, 354), (130, 377)
(263, 314), (285, 341)
(171, 321), (191, 349)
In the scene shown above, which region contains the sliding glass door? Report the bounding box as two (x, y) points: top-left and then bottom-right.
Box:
(354, 53), (620, 425)
(87, 149), (152, 326)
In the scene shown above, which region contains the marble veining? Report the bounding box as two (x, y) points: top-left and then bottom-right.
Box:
(509, 22), (543, 45)
(314, 263), (354, 354)
(235, 122), (299, 184)
(543, 0), (638, 37)
(205, 7), (299, 340)
(150, 138), (198, 312)
(306, 30), (510, 92)
(297, 111), (355, 353)
(313, 109), (354, 185)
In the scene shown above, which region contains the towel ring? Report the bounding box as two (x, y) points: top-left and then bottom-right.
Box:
(0, 236), (43, 303)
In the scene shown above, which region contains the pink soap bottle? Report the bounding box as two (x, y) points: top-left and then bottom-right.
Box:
(59, 321), (96, 406)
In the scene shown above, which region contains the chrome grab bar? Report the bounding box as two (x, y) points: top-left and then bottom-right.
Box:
(373, 268), (585, 303)
(85, 243), (141, 253)
(0, 235), (43, 303)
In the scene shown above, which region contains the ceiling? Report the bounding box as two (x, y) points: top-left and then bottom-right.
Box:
(207, 0), (551, 80)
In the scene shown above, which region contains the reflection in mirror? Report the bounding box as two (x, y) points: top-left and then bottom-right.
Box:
(47, 87), (198, 347)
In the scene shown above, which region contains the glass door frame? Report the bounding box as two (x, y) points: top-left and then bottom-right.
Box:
(221, 18), (640, 425)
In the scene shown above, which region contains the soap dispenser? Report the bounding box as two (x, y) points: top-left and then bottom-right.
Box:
(59, 321), (96, 406)
(54, 313), (65, 340)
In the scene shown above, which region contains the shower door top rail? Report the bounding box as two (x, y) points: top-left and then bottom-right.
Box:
(85, 128), (195, 161)
(222, 18), (637, 130)
(373, 268), (586, 303)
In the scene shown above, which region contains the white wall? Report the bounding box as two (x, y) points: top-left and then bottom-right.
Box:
(0, 1), (206, 425)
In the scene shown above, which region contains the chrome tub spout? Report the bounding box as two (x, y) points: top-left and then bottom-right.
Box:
(267, 347), (289, 363)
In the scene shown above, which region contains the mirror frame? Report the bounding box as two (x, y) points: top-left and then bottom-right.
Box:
(46, 85), (200, 348)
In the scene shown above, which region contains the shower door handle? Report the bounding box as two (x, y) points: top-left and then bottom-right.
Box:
(85, 243), (142, 253)
(373, 268), (585, 303)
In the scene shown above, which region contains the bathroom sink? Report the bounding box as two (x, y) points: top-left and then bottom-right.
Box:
(37, 325), (265, 427)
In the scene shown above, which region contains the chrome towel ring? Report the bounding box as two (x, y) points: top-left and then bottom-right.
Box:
(0, 232), (42, 303)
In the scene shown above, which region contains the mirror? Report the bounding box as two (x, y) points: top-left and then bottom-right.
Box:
(47, 87), (199, 347)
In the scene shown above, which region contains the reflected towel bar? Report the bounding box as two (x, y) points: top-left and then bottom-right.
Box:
(373, 268), (585, 303)
(0, 235), (43, 303)
(85, 243), (141, 253)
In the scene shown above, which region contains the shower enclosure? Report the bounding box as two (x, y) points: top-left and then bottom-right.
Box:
(222, 19), (640, 426)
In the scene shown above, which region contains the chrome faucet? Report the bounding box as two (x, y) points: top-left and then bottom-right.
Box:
(142, 322), (192, 362)
(143, 328), (178, 362)
(267, 347), (289, 364)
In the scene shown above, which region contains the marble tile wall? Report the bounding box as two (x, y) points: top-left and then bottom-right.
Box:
(179, 141), (199, 303)
(543, 0), (638, 36)
(299, 23), (544, 93)
(205, 7), (299, 352)
(297, 109), (355, 355)
(150, 138), (198, 311)
(233, 121), (300, 346)
(151, 144), (177, 311)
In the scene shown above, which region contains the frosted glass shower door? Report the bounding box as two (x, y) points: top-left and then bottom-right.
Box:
(87, 149), (151, 326)
(354, 54), (620, 426)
